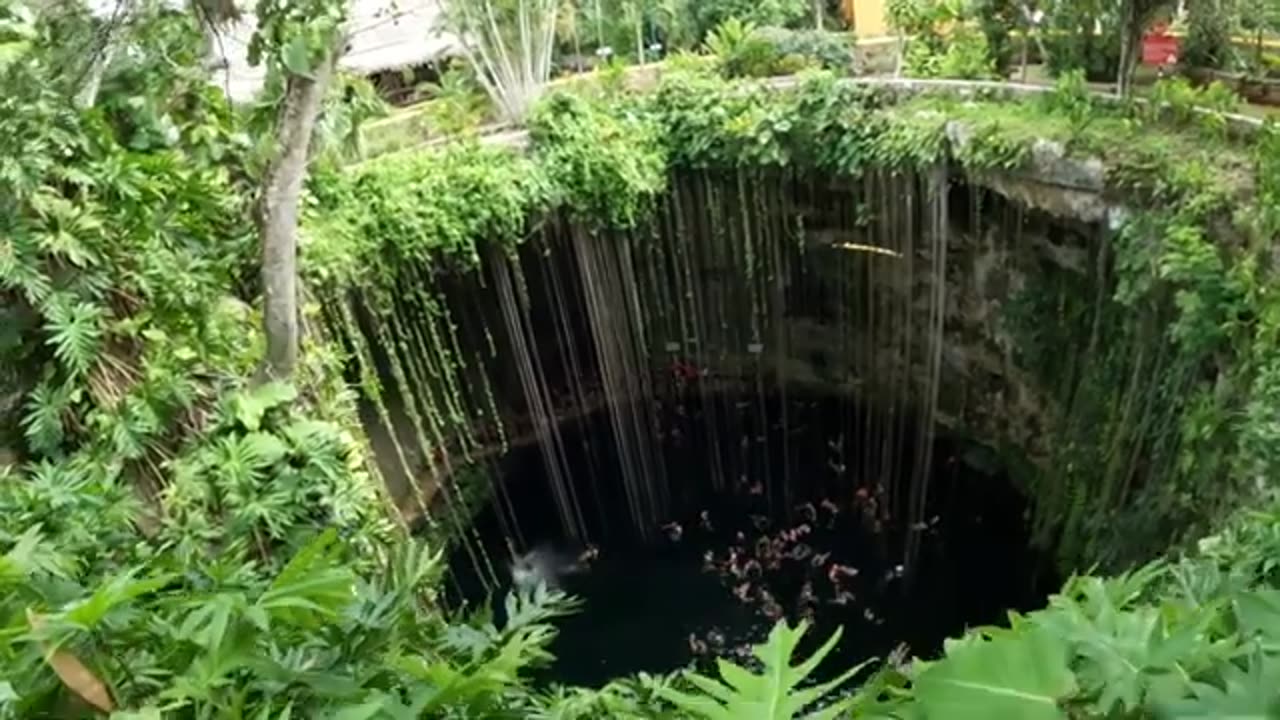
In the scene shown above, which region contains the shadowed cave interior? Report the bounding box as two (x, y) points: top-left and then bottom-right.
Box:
(337, 168), (1142, 686)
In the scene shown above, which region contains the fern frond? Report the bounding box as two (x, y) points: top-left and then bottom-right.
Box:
(0, 231), (52, 303)
(0, 525), (75, 584)
(21, 380), (77, 456)
(42, 293), (103, 378)
(212, 435), (261, 493)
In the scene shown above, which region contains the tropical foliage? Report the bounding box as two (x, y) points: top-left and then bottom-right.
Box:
(704, 19), (856, 78)
(5, 0), (1280, 717)
(886, 0), (998, 79)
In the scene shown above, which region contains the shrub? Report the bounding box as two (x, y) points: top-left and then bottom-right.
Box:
(707, 21), (855, 78)
(1143, 77), (1241, 138)
(1260, 52), (1280, 78)
(1183, 0), (1237, 70)
(905, 21), (997, 79)
(1042, 0), (1122, 81)
(690, 0), (808, 44)
(754, 27), (856, 73)
(970, 0), (1019, 73)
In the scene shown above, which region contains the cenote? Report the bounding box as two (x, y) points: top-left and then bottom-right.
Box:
(329, 159), (1209, 687)
(444, 390), (1055, 686)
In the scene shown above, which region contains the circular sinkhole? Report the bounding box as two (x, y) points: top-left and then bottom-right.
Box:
(442, 387), (1057, 687)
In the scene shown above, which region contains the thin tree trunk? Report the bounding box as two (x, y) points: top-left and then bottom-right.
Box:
(257, 52), (337, 382)
(813, 0), (823, 30)
(1117, 3), (1142, 96)
(76, 46), (116, 109)
(573, 12), (583, 72)
(634, 5), (645, 63)
(1019, 33), (1029, 82)
(75, 0), (137, 108)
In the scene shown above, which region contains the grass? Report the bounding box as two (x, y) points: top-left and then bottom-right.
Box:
(895, 91), (1258, 201)
(1014, 63), (1280, 119)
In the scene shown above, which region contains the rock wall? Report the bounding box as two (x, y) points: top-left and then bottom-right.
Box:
(351, 165), (1117, 518)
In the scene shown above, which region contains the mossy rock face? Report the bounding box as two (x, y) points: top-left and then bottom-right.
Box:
(0, 301), (40, 460)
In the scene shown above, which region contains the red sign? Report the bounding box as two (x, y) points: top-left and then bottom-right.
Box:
(1142, 24), (1180, 66)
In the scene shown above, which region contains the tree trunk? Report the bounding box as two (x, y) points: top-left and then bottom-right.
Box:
(75, 0), (137, 109)
(634, 7), (645, 63)
(75, 46), (115, 109)
(1117, 2), (1143, 97)
(257, 53), (336, 382)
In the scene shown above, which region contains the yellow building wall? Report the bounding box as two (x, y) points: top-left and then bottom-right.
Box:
(843, 0), (890, 38)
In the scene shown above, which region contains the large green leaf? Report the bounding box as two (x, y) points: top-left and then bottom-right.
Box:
(913, 626), (1076, 720)
(1154, 652), (1280, 719)
(232, 381), (298, 431)
(280, 36), (313, 77)
(1235, 589), (1280, 653)
(63, 571), (172, 629)
(1041, 601), (1203, 715)
(657, 620), (867, 720)
(255, 529), (355, 626)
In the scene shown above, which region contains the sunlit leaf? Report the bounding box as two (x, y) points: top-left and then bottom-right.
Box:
(232, 381), (298, 431)
(913, 626), (1075, 720)
(281, 36), (313, 76)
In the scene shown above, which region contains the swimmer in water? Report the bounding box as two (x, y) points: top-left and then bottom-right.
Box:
(831, 590), (856, 606)
(688, 633), (708, 655)
(827, 563), (859, 586)
(663, 521), (683, 542)
(800, 581), (817, 605)
(510, 545), (586, 592)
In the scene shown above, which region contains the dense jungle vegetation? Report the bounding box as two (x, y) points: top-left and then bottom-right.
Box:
(3, 0), (1280, 717)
